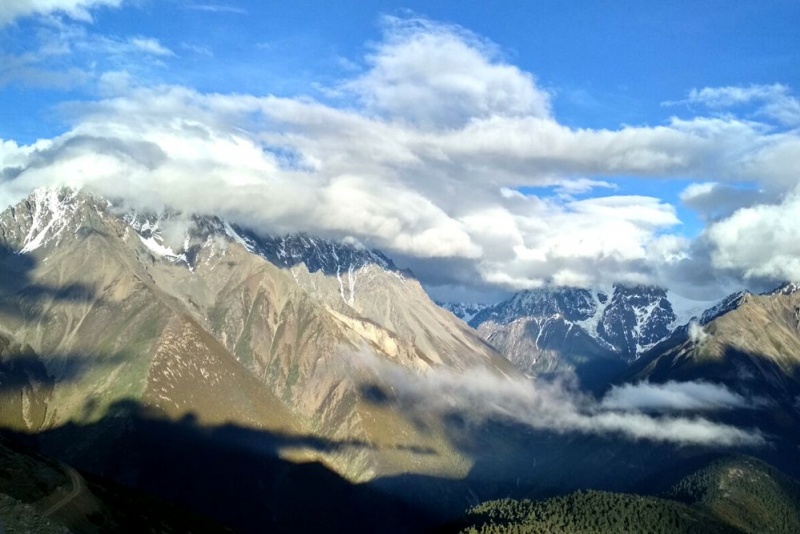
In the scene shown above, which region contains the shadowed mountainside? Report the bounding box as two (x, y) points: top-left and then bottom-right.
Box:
(0, 432), (232, 533)
(2, 400), (443, 533)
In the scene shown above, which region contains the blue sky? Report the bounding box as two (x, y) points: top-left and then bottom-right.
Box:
(2, 0), (800, 300)
(6, 1), (798, 133)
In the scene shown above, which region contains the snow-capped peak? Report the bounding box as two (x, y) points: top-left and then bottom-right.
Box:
(17, 187), (79, 253)
(437, 301), (490, 323)
(470, 284), (725, 359)
(225, 225), (401, 277)
(766, 282), (800, 296)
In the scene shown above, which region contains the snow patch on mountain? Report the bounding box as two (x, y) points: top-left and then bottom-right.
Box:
(573, 288), (612, 340)
(19, 187), (79, 253)
(766, 282), (800, 296)
(667, 290), (721, 327)
(700, 291), (749, 324)
(437, 302), (490, 323)
(123, 210), (190, 266)
(472, 285), (727, 360)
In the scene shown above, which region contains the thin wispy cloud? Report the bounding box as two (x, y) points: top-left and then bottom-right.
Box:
(0, 18), (175, 91)
(601, 380), (754, 412)
(665, 84), (800, 128)
(128, 36), (175, 57)
(349, 352), (765, 447)
(180, 42), (213, 57)
(0, 0), (122, 27)
(186, 3), (246, 15)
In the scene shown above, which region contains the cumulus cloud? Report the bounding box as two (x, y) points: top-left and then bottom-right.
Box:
(1, 18), (799, 293)
(351, 355), (764, 447)
(343, 16), (551, 129)
(705, 191), (800, 282)
(0, 0), (122, 26)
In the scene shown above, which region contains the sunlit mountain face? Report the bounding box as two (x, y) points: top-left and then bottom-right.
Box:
(2, 2), (800, 532)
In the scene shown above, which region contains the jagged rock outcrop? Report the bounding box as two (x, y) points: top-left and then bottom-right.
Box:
(464, 285), (715, 380)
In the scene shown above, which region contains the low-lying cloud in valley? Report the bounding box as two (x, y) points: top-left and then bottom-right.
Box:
(351, 353), (766, 448)
(600, 380), (753, 412)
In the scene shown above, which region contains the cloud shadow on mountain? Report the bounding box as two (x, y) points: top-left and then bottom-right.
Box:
(0, 243), (96, 319)
(0, 399), (444, 533)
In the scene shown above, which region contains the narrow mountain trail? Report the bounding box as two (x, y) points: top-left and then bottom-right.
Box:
(42, 464), (83, 517)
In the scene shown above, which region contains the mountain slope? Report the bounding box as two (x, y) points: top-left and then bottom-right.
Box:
(459, 455), (800, 534)
(620, 286), (800, 481)
(668, 455), (800, 534)
(625, 287), (800, 401)
(459, 490), (737, 534)
(437, 302), (489, 323)
(466, 285), (710, 384)
(0, 187), (514, 485)
(0, 434), (230, 533)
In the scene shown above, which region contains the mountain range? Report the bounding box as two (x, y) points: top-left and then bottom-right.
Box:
(438, 285), (715, 389)
(1, 187), (799, 532)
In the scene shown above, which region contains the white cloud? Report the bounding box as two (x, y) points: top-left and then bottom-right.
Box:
(82, 34), (175, 60)
(0, 0), (122, 26)
(342, 17), (551, 129)
(600, 380), (748, 412)
(669, 84), (800, 128)
(688, 321), (709, 345)
(352, 355), (765, 447)
(2, 18), (800, 293)
(0, 17), (174, 90)
(185, 3), (246, 15)
(553, 178), (617, 197)
(687, 85), (787, 108)
(128, 37), (174, 57)
(705, 190), (800, 282)
(181, 43), (213, 57)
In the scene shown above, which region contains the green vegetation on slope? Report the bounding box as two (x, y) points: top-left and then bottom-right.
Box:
(668, 455), (800, 534)
(459, 455), (800, 534)
(459, 490), (736, 533)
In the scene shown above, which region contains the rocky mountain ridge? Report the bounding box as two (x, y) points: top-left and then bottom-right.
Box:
(444, 284), (718, 379)
(0, 187), (512, 487)
(437, 301), (490, 323)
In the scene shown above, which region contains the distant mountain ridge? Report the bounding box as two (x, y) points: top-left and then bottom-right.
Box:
(437, 301), (490, 323)
(438, 284), (722, 379)
(120, 207), (403, 280)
